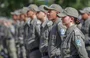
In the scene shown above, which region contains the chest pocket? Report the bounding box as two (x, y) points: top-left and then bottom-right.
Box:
(50, 26), (57, 45)
(40, 25), (49, 43)
(41, 30), (48, 39)
(61, 37), (71, 54)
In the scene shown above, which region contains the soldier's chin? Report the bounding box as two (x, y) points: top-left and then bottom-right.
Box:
(48, 18), (53, 21)
(63, 23), (68, 26)
(37, 18), (42, 21)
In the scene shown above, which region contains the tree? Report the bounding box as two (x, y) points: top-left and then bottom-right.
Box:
(0, 0), (90, 17)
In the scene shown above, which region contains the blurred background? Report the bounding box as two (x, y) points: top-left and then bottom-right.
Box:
(0, 0), (90, 18)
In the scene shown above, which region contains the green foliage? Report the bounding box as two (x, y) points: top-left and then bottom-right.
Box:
(0, 0), (90, 17)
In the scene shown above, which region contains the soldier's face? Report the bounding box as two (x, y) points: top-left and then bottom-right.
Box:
(20, 14), (26, 20)
(82, 13), (88, 20)
(13, 15), (18, 20)
(13, 15), (20, 21)
(27, 10), (34, 18)
(37, 11), (46, 20)
(62, 16), (71, 26)
(48, 10), (57, 21)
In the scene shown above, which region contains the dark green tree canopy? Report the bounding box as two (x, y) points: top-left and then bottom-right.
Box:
(0, 0), (90, 17)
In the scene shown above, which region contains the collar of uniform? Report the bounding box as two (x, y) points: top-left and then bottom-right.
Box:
(16, 20), (20, 26)
(53, 18), (62, 25)
(30, 18), (37, 25)
(20, 21), (24, 24)
(16, 20), (20, 24)
(19, 21), (24, 27)
(41, 18), (48, 28)
(66, 25), (76, 34)
(26, 18), (31, 25)
(46, 20), (53, 27)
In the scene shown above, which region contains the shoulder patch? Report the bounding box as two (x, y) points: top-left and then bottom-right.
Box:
(60, 28), (66, 36)
(75, 39), (82, 46)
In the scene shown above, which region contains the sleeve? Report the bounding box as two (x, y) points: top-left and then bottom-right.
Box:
(7, 38), (17, 58)
(6, 28), (17, 58)
(73, 35), (88, 58)
(57, 22), (66, 41)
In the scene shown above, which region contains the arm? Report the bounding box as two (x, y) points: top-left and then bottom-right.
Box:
(73, 35), (88, 58)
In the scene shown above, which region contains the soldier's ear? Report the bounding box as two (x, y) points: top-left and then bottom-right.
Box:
(69, 16), (74, 22)
(56, 11), (60, 14)
(70, 16), (74, 20)
(88, 13), (90, 16)
(88, 14), (90, 18)
(44, 12), (47, 15)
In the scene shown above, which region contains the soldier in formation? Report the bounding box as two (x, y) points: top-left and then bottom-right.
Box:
(1, 4), (90, 58)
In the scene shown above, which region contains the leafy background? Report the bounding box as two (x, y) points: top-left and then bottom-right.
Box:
(0, 0), (90, 18)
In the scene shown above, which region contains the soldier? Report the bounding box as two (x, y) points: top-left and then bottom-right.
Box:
(15, 9), (26, 58)
(0, 20), (9, 58)
(0, 19), (17, 58)
(11, 10), (21, 58)
(25, 4), (41, 58)
(44, 4), (66, 58)
(57, 7), (88, 58)
(22, 7), (31, 58)
(36, 5), (53, 58)
(11, 10), (21, 41)
(4, 20), (17, 58)
(19, 7), (31, 58)
(11, 10), (21, 24)
(20, 7), (31, 22)
(80, 7), (90, 58)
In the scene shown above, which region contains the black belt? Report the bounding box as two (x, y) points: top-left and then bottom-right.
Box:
(42, 52), (48, 56)
(72, 55), (80, 58)
(86, 44), (90, 46)
(30, 47), (39, 53)
(66, 55), (80, 58)
(51, 55), (60, 58)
